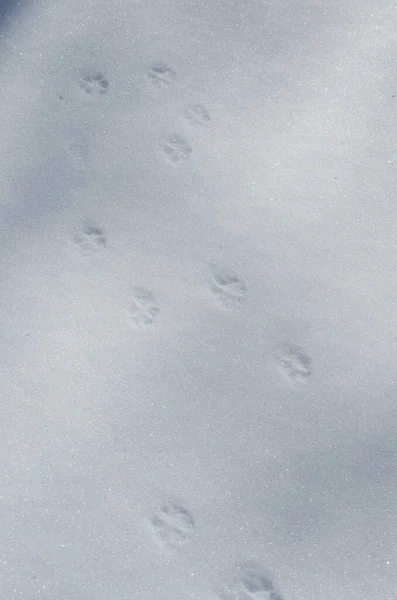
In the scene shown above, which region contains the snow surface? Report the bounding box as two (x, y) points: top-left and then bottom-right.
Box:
(0, 0), (396, 598)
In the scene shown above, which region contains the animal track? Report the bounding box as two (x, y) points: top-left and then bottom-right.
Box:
(276, 344), (312, 381)
(79, 71), (109, 97)
(73, 225), (107, 257)
(210, 266), (247, 308)
(147, 62), (177, 87)
(160, 135), (192, 164)
(149, 499), (195, 549)
(240, 566), (274, 596)
(184, 104), (211, 126)
(216, 562), (283, 600)
(127, 286), (159, 326)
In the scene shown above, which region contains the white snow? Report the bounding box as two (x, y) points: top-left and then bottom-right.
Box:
(0, 0), (396, 598)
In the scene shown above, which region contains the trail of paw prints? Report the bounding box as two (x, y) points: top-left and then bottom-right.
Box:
(159, 134), (192, 165)
(127, 286), (159, 327)
(183, 103), (211, 127)
(146, 62), (177, 88)
(275, 344), (312, 382)
(210, 265), (247, 309)
(149, 499), (195, 550)
(215, 562), (283, 600)
(73, 225), (107, 258)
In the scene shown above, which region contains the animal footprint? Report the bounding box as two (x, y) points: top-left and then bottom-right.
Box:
(240, 565), (275, 598)
(210, 266), (247, 308)
(73, 225), (107, 257)
(160, 134), (192, 164)
(215, 562), (283, 600)
(275, 344), (312, 381)
(147, 62), (177, 87)
(149, 499), (195, 549)
(184, 104), (210, 126)
(127, 286), (159, 326)
(79, 71), (109, 97)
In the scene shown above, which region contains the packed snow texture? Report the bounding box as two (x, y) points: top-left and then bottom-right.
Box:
(0, 0), (396, 599)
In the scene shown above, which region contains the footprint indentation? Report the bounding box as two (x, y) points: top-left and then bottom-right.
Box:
(73, 225), (107, 257)
(79, 72), (109, 97)
(127, 286), (159, 326)
(240, 567), (274, 597)
(149, 499), (195, 549)
(276, 344), (312, 381)
(147, 63), (177, 87)
(215, 562), (282, 600)
(160, 135), (192, 164)
(184, 104), (210, 126)
(210, 266), (247, 308)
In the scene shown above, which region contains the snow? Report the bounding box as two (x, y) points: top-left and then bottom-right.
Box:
(0, 0), (396, 598)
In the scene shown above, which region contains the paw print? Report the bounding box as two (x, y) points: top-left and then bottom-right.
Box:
(127, 286), (159, 326)
(73, 225), (107, 257)
(149, 499), (195, 549)
(79, 72), (109, 97)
